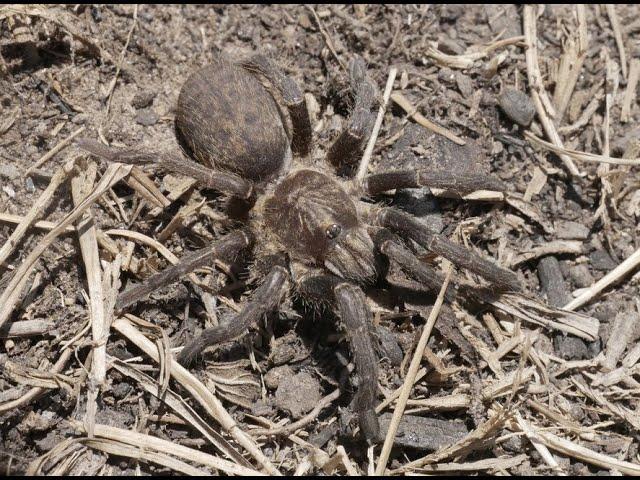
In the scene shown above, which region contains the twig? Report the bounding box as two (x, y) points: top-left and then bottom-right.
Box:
(0, 212), (76, 233)
(523, 5), (581, 176)
(606, 4), (627, 80)
(515, 413), (565, 475)
(355, 67), (397, 181)
(70, 163), (106, 438)
(390, 92), (466, 146)
(0, 319), (54, 338)
(621, 59), (640, 122)
(306, 5), (347, 72)
(563, 246), (640, 311)
(69, 421), (263, 476)
(25, 126), (85, 175)
(553, 5), (588, 122)
(0, 158), (75, 269)
(525, 131), (640, 166)
(375, 262), (453, 475)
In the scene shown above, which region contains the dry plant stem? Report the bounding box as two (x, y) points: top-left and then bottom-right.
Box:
(0, 163), (132, 329)
(606, 5), (627, 80)
(70, 421), (264, 476)
(515, 413), (564, 474)
(525, 131), (640, 166)
(355, 67), (397, 181)
(306, 5), (347, 72)
(564, 246), (640, 311)
(553, 5), (588, 122)
(523, 5), (580, 176)
(621, 59), (640, 122)
(111, 316), (281, 476)
(390, 92), (466, 146)
(0, 319), (53, 337)
(24, 126), (85, 175)
(375, 263), (453, 475)
(514, 423), (640, 475)
(70, 165), (104, 439)
(0, 212), (76, 233)
(0, 158), (74, 269)
(0, 348), (72, 413)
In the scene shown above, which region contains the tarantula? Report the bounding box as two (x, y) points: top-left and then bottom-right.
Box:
(78, 53), (520, 442)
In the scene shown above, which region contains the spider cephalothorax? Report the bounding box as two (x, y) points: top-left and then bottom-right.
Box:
(78, 51), (520, 443)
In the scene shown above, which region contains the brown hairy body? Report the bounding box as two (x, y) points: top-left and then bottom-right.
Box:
(78, 52), (520, 443)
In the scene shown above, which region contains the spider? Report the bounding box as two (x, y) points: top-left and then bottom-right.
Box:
(78, 52), (520, 443)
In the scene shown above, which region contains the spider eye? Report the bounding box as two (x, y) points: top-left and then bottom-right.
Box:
(326, 224), (341, 240)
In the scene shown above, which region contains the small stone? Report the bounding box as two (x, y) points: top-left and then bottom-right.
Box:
(264, 365), (294, 390)
(554, 334), (590, 360)
(376, 326), (403, 366)
(274, 371), (322, 419)
(455, 72), (474, 99)
(589, 249), (618, 271)
(135, 108), (158, 126)
(555, 220), (589, 240)
(568, 263), (594, 288)
(2, 185), (15, 198)
(131, 91), (156, 109)
(0, 163), (20, 179)
(498, 88), (536, 127)
(25, 177), (35, 193)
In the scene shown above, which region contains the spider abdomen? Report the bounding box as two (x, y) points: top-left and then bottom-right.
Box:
(176, 56), (289, 183)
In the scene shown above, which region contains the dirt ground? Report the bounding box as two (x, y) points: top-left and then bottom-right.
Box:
(1, 4), (640, 476)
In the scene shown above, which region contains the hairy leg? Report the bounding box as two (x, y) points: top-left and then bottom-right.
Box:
(297, 272), (380, 443)
(364, 169), (506, 196)
(377, 207), (521, 291)
(241, 54), (312, 156)
(77, 138), (253, 199)
(376, 231), (456, 301)
(117, 230), (254, 311)
(327, 56), (378, 176)
(177, 265), (289, 367)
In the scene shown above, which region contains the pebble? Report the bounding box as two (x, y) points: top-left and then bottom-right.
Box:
(135, 108), (158, 126)
(567, 263), (594, 288)
(0, 163), (20, 180)
(498, 88), (536, 127)
(555, 220), (590, 240)
(131, 91), (156, 109)
(589, 249), (618, 271)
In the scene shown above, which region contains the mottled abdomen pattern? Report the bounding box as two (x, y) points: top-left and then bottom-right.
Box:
(176, 56), (289, 183)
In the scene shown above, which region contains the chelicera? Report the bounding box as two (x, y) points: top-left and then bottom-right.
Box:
(78, 52), (520, 442)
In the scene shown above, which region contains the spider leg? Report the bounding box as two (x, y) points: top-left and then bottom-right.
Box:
(377, 207), (521, 291)
(77, 138), (253, 199)
(375, 230), (456, 301)
(297, 273), (380, 443)
(177, 265), (289, 367)
(117, 230), (253, 310)
(327, 56), (378, 176)
(241, 54), (312, 156)
(364, 169), (506, 196)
